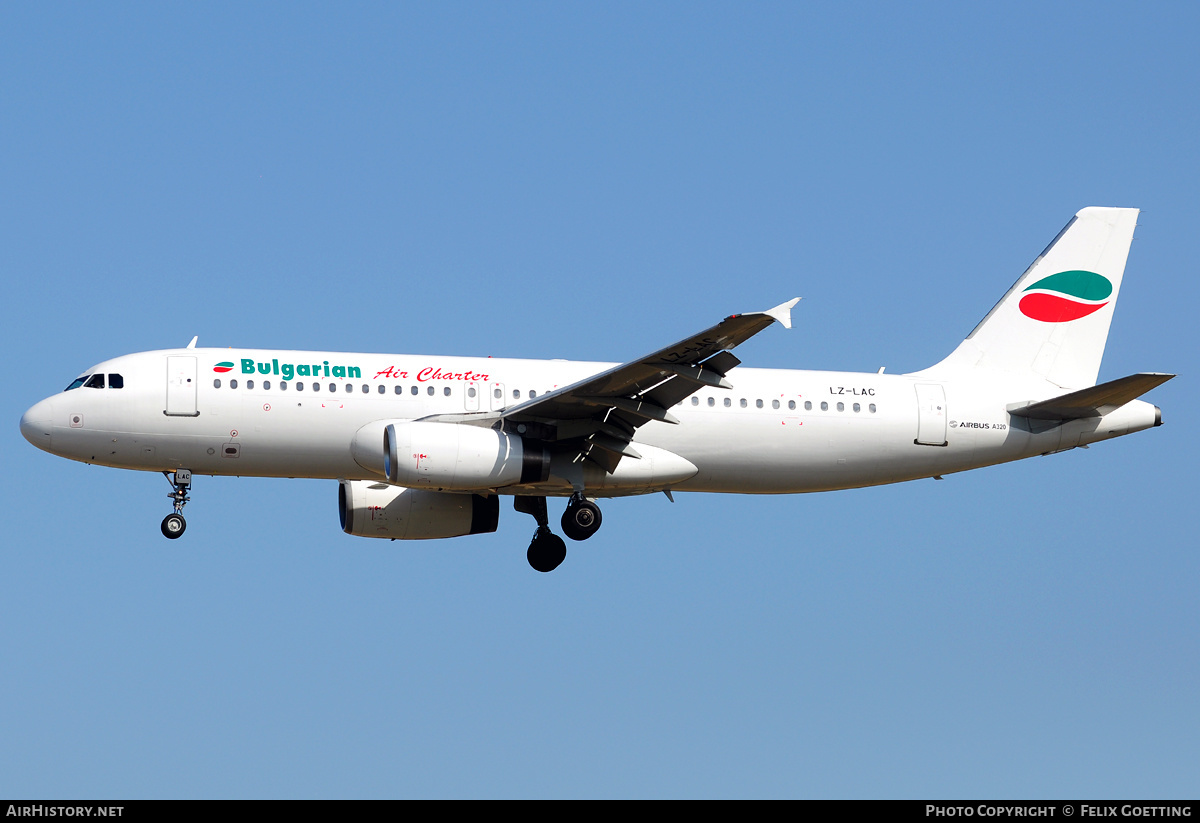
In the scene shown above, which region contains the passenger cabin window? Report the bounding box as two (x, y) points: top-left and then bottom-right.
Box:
(295, 381), (303, 391)
(84, 374), (105, 389)
(771, 399), (779, 409)
(820, 401), (828, 411)
(444, 387), (451, 397)
(246, 380), (254, 390)
(804, 401), (812, 411)
(707, 397), (715, 407)
(724, 398), (731, 408)
(279, 381), (288, 391)
(395, 386), (404, 395)
(739, 398), (747, 408)
(378, 385), (386, 395)
(788, 400), (796, 410)
(427, 386), (434, 396)
(230, 379), (238, 389)
(691, 396), (699, 406)
(467, 387), (477, 398)
(263, 380), (271, 390)
(108, 374), (123, 389)
(213, 379), (221, 388)
(413, 386), (420, 396)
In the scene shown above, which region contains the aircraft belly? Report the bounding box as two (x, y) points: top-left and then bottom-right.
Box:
(638, 401), (1049, 493)
(58, 398), (369, 478)
(641, 413), (899, 493)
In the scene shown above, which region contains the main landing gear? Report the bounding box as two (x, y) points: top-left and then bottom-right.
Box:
(561, 494), (602, 542)
(515, 494), (604, 572)
(528, 528), (566, 574)
(515, 496), (565, 573)
(161, 469), (192, 539)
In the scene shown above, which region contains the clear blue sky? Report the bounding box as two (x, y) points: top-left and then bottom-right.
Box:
(2, 2), (1196, 798)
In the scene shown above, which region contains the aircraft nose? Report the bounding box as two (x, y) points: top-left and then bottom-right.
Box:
(20, 398), (53, 451)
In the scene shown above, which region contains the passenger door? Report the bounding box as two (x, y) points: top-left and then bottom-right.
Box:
(914, 383), (947, 446)
(165, 356), (199, 417)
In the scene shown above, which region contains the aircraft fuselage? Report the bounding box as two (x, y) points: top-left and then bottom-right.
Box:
(17, 208), (1171, 571)
(20, 347), (1161, 496)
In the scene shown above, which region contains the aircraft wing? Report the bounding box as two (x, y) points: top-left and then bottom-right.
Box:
(422, 298), (799, 472)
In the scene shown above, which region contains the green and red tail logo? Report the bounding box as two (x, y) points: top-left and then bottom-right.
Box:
(1019, 270), (1112, 322)
(213, 361), (235, 373)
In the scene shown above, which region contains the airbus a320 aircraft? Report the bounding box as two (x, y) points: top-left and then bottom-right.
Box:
(21, 208), (1172, 571)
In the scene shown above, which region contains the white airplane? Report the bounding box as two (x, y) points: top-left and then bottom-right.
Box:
(20, 207), (1172, 571)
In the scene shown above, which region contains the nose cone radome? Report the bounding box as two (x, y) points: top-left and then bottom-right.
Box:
(20, 398), (54, 451)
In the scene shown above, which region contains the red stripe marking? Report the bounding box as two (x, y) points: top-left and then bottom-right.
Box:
(1019, 293), (1107, 323)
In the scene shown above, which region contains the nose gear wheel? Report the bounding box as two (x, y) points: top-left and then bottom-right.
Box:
(161, 512), (186, 538)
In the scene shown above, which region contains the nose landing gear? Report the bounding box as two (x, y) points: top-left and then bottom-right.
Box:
(160, 469), (192, 539)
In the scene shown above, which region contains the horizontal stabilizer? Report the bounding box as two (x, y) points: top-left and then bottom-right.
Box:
(1008, 373), (1174, 421)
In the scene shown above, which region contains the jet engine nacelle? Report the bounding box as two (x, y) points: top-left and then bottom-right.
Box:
(339, 479), (499, 540)
(383, 421), (549, 490)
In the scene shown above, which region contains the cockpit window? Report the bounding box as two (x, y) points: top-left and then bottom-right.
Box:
(65, 373), (122, 390)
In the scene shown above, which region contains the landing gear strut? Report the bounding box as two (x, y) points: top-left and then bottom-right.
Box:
(561, 494), (602, 541)
(515, 496), (566, 573)
(161, 469), (192, 539)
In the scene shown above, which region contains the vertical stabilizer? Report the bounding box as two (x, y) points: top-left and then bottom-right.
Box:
(918, 207), (1139, 390)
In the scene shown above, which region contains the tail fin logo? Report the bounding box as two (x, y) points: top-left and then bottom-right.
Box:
(1019, 270), (1113, 322)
